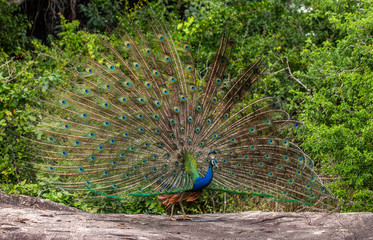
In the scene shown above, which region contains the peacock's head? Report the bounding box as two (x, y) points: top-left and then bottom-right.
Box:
(208, 150), (218, 167)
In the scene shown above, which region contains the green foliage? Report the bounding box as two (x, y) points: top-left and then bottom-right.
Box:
(79, 0), (123, 32)
(0, 55), (38, 183)
(0, 1), (32, 55)
(1, 0), (372, 213)
(292, 3), (373, 211)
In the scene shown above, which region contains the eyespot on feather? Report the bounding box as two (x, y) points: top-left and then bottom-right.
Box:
(153, 70), (160, 76)
(186, 65), (193, 71)
(133, 62), (140, 68)
(169, 76), (177, 83)
(157, 34), (165, 41)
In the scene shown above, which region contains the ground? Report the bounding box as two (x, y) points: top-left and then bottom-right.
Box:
(0, 190), (372, 240)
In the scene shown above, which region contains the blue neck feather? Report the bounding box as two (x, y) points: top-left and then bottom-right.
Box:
(190, 162), (214, 191)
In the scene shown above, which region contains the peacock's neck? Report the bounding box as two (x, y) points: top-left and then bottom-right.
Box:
(190, 162), (214, 192)
(183, 153), (214, 191)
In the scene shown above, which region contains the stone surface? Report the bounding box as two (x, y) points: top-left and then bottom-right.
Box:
(1, 190), (372, 240)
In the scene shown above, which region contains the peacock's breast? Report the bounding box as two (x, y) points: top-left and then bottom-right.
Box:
(190, 166), (214, 191)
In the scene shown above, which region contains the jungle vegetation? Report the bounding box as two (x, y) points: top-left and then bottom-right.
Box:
(0, 0), (372, 213)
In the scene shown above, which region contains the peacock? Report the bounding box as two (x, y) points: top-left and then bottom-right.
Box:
(24, 16), (336, 220)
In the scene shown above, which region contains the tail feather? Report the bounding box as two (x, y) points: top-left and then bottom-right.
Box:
(22, 17), (336, 211)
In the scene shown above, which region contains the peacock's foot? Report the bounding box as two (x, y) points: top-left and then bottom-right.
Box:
(169, 217), (177, 221)
(182, 216), (193, 220)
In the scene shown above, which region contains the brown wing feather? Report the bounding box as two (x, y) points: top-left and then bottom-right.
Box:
(158, 191), (202, 206)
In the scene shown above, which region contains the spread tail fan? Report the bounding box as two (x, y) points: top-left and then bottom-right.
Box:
(22, 16), (337, 213)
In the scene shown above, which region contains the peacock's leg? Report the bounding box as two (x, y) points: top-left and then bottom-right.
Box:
(179, 201), (193, 220)
(169, 204), (176, 221)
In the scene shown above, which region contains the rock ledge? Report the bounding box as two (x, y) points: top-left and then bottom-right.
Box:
(0, 190), (372, 240)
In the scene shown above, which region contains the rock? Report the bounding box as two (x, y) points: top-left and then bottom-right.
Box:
(0, 190), (372, 240)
